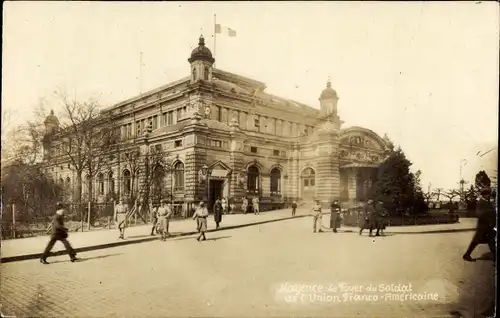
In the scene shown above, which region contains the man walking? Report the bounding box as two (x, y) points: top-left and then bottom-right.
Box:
(291, 201), (298, 216)
(150, 202), (159, 236)
(463, 188), (496, 262)
(213, 198), (223, 229)
(157, 200), (173, 241)
(193, 202), (209, 241)
(252, 197), (260, 215)
(114, 199), (128, 239)
(330, 200), (341, 233)
(40, 203), (79, 264)
(360, 200), (375, 236)
(311, 200), (323, 233)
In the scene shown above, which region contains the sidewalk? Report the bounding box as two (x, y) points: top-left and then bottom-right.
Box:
(0, 210), (476, 263)
(1, 209), (308, 263)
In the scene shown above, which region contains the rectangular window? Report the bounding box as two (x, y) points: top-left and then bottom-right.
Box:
(239, 112), (247, 130)
(177, 108), (182, 121)
(250, 146), (257, 153)
(167, 111), (174, 126)
(127, 123), (132, 138)
(136, 121), (141, 136)
(152, 115), (158, 130)
(281, 151), (287, 157)
(310, 179), (315, 186)
(254, 118), (260, 129)
(304, 179), (309, 187)
(212, 140), (222, 148)
(273, 150), (280, 156)
(154, 144), (162, 152)
(162, 113), (167, 126)
(175, 140), (183, 148)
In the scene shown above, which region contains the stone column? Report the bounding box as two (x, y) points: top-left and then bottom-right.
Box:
(289, 145), (300, 201)
(229, 118), (245, 209)
(313, 132), (340, 209)
(261, 173), (270, 197)
(347, 168), (357, 203)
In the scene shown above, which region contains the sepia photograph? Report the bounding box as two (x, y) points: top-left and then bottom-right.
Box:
(1, 2), (498, 317)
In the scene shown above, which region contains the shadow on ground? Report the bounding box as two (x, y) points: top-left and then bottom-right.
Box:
(48, 253), (123, 264)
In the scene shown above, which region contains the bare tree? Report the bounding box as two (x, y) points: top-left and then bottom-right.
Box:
(442, 190), (460, 203)
(52, 90), (115, 205)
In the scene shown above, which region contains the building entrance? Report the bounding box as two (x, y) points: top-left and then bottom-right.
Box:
(208, 179), (224, 212)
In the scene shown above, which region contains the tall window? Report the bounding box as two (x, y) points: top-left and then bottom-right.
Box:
(108, 172), (115, 194)
(152, 115), (158, 130)
(66, 177), (71, 188)
(98, 173), (104, 195)
(123, 170), (131, 194)
(270, 168), (282, 195)
(221, 108), (228, 124)
(239, 112), (247, 130)
(173, 162), (185, 191)
(192, 67), (197, 81)
(247, 165), (260, 192)
(204, 67), (209, 80)
(276, 120), (282, 136)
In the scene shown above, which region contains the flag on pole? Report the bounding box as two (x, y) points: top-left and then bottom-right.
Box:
(215, 24), (237, 37)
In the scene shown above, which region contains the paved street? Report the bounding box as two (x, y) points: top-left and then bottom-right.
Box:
(1, 215), (493, 318)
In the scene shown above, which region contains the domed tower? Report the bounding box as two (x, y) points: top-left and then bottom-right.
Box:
(42, 109), (59, 160)
(188, 35), (215, 84)
(319, 79), (339, 116)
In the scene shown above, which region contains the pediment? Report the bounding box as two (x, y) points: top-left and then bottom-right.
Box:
(208, 160), (232, 172)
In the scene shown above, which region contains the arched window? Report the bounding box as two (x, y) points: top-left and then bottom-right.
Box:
(98, 173), (104, 195)
(59, 177), (64, 185)
(66, 176), (71, 187)
(152, 165), (165, 202)
(301, 168), (315, 187)
(270, 168), (282, 195)
(247, 165), (260, 193)
(204, 67), (209, 80)
(192, 67), (197, 81)
(123, 170), (131, 194)
(108, 172), (114, 194)
(173, 162), (184, 191)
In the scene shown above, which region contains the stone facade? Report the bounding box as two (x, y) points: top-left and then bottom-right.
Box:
(42, 35), (391, 211)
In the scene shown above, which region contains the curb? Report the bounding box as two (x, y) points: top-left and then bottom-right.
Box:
(1, 214), (308, 264)
(337, 227), (476, 234)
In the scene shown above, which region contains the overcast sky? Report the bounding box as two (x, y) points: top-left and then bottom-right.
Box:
(2, 1), (498, 190)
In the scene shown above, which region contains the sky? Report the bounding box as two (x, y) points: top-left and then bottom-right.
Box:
(2, 1), (498, 190)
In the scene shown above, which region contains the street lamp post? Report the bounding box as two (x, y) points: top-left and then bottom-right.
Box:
(201, 164), (212, 207)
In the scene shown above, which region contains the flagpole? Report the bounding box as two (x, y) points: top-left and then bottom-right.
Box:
(213, 13), (217, 68)
(140, 51), (143, 96)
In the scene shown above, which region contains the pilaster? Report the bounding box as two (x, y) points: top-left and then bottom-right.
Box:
(347, 168), (357, 203)
(229, 118), (246, 207)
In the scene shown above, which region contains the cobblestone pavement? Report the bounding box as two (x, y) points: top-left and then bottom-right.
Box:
(1, 216), (492, 318)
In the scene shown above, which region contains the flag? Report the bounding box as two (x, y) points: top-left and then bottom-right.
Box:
(215, 24), (237, 37)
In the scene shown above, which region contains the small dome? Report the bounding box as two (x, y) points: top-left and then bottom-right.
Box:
(188, 35), (215, 64)
(44, 109), (59, 125)
(319, 80), (338, 100)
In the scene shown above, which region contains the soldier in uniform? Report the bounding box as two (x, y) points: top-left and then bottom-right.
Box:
(156, 200), (173, 241)
(40, 203), (79, 264)
(330, 200), (341, 233)
(463, 188), (496, 262)
(114, 199), (128, 239)
(193, 202), (209, 241)
(252, 197), (260, 215)
(311, 200), (323, 233)
(291, 201), (298, 216)
(213, 198), (223, 229)
(241, 197), (249, 214)
(150, 202), (159, 236)
(374, 201), (386, 236)
(359, 200), (376, 236)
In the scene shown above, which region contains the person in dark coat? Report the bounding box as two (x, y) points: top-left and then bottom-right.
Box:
(213, 198), (223, 229)
(330, 200), (341, 233)
(374, 201), (386, 236)
(359, 200), (376, 236)
(40, 203), (79, 264)
(291, 201), (298, 216)
(463, 188), (496, 262)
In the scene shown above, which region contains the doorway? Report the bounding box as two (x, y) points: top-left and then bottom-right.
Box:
(209, 179), (224, 213)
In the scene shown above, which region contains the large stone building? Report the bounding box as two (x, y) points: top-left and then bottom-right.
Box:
(42, 35), (392, 213)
